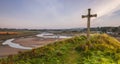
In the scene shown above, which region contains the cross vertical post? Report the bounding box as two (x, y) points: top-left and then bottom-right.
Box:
(82, 8), (97, 40)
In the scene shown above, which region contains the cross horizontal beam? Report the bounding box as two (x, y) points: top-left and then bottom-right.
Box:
(82, 14), (97, 18)
(90, 14), (97, 17)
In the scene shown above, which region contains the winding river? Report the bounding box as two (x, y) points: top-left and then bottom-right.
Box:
(2, 39), (32, 50)
(2, 33), (72, 50)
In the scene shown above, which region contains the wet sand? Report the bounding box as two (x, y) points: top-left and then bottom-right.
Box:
(0, 37), (63, 58)
(13, 37), (62, 48)
(0, 46), (27, 57)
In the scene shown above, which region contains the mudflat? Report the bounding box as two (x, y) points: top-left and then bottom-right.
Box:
(0, 46), (26, 57)
(13, 37), (62, 48)
(0, 37), (63, 57)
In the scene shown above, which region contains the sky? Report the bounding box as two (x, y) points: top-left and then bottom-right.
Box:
(0, 0), (120, 29)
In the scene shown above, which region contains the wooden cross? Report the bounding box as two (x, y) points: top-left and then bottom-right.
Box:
(82, 8), (97, 40)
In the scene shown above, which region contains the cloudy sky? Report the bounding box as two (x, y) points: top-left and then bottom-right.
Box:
(0, 0), (120, 29)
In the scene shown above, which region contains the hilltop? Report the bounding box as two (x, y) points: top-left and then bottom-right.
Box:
(0, 34), (120, 64)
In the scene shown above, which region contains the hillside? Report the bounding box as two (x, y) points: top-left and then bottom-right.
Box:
(0, 34), (120, 64)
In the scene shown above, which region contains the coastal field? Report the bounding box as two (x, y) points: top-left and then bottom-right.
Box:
(0, 34), (120, 64)
(0, 37), (62, 58)
(0, 29), (120, 64)
(0, 30), (39, 57)
(0, 30), (68, 58)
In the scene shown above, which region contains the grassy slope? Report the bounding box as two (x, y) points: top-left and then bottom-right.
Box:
(0, 34), (120, 64)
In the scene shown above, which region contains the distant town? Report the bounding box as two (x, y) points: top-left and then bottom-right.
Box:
(0, 26), (120, 37)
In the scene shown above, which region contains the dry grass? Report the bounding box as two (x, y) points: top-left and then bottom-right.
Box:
(0, 32), (19, 35)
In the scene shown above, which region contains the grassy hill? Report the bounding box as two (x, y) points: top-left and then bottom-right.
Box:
(0, 34), (120, 64)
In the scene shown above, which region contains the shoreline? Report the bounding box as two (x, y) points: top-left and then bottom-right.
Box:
(0, 34), (119, 58)
(13, 37), (63, 48)
(0, 37), (63, 58)
(2, 38), (32, 50)
(0, 46), (27, 57)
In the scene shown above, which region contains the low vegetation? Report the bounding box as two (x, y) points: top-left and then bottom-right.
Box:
(0, 34), (120, 64)
(0, 32), (20, 35)
(0, 31), (39, 45)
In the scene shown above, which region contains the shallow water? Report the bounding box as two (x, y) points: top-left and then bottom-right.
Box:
(2, 39), (32, 49)
(36, 33), (72, 38)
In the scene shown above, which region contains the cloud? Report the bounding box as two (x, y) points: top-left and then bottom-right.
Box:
(0, 0), (120, 29)
(79, 0), (120, 27)
(93, 0), (120, 18)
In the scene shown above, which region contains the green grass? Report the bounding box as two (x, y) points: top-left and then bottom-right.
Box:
(0, 34), (120, 64)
